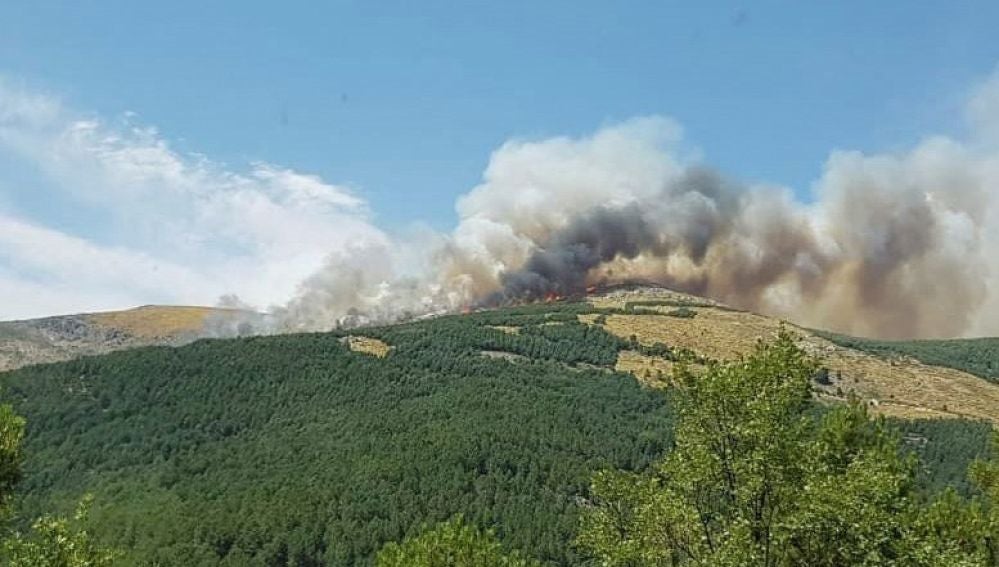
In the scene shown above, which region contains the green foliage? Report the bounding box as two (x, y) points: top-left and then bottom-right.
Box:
(0, 400), (116, 566)
(3, 495), (118, 567)
(363, 312), (630, 367)
(892, 433), (999, 564)
(814, 331), (999, 383)
(576, 330), (990, 566)
(626, 339), (704, 365)
(893, 418), (993, 496)
(468, 302), (596, 327)
(2, 305), (673, 565)
(2, 301), (995, 565)
(664, 307), (696, 319)
(376, 516), (540, 567)
(0, 402), (25, 508)
(812, 367), (832, 385)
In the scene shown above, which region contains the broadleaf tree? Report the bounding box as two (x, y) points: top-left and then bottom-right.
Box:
(376, 515), (541, 567)
(576, 329), (998, 566)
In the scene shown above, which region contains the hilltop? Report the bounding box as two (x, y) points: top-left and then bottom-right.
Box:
(0, 305), (262, 372)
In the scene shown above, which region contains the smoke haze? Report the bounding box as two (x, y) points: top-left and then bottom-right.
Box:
(271, 71), (999, 340)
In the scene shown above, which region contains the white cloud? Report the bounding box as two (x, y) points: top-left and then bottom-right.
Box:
(3, 68), (999, 339)
(0, 79), (386, 319)
(0, 213), (209, 294)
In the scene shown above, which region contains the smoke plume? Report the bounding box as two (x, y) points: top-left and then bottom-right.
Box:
(268, 74), (999, 340)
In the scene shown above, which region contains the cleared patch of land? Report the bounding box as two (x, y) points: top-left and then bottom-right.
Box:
(599, 307), (784, 361)
(815, 343), (999, 424)
(481, 350), (529, 362)
(486, 325), (520, 335)
(614, 350), (674, 386)
(341, 335), (392, 358)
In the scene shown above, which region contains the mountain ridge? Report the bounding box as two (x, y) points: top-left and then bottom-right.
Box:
(3, 286), (999, 423)
(0, 305), (261, 372)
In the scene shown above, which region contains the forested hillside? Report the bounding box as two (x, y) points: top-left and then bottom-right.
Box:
(2, 306), (672, 565)
(0, 300), (993, 565)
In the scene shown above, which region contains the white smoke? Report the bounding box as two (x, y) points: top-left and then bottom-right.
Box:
(276, 72), (999, 339)
(3, 71), (998, 339)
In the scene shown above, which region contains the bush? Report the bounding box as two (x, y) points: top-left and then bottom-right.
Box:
(577, 330), (999, 566)
(813, 367), (832, 386)
(377, 516), (540, 567)
(665, 307), (696, 319)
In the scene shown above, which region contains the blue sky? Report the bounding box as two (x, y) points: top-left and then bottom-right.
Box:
(4, 1), (997, 226)
(1, 2), (998, 320)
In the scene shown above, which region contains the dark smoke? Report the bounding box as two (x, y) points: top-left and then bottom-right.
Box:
(487, 204), (658, 303)
(486, 169), (741, 304)
(270, 111), (999, 339)
(483, 160), (991, 340)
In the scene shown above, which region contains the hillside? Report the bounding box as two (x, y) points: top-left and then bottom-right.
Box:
(3, 304), (674, 565)
(5, 289), (997, 425)
(586, 286), (999, 424)
(0, 290), (996, 565)
(813, 331), (999, 383)
(0, 305), (261, 372)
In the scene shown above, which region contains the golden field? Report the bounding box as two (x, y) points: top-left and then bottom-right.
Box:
(341, 335), (392, 358)
(582, 292), (999, 424)
(88, 305), (242, 339)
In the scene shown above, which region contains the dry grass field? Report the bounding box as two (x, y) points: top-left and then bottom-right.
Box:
(88, 305), (240, 339)
(340, 335), (392, 358)
(597, 307), (784, 361)
(1, 305), (259, 372)
(580, 292), (999, 425)
(614, 350), (675, 386)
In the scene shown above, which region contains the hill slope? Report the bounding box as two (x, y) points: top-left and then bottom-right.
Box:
(587, 287), (999, 423)
(813, 331), (999, 383)
(0, 292), (996, 565)
(4, 305), (673, 565)
(0, 305), (260, 372)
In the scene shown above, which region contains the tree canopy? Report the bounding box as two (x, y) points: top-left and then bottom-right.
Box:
(1, 303), (995, 565)
(0, 398), (116, 566)
(576, 330), (999, 566)
(375, 516), (540, 567)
